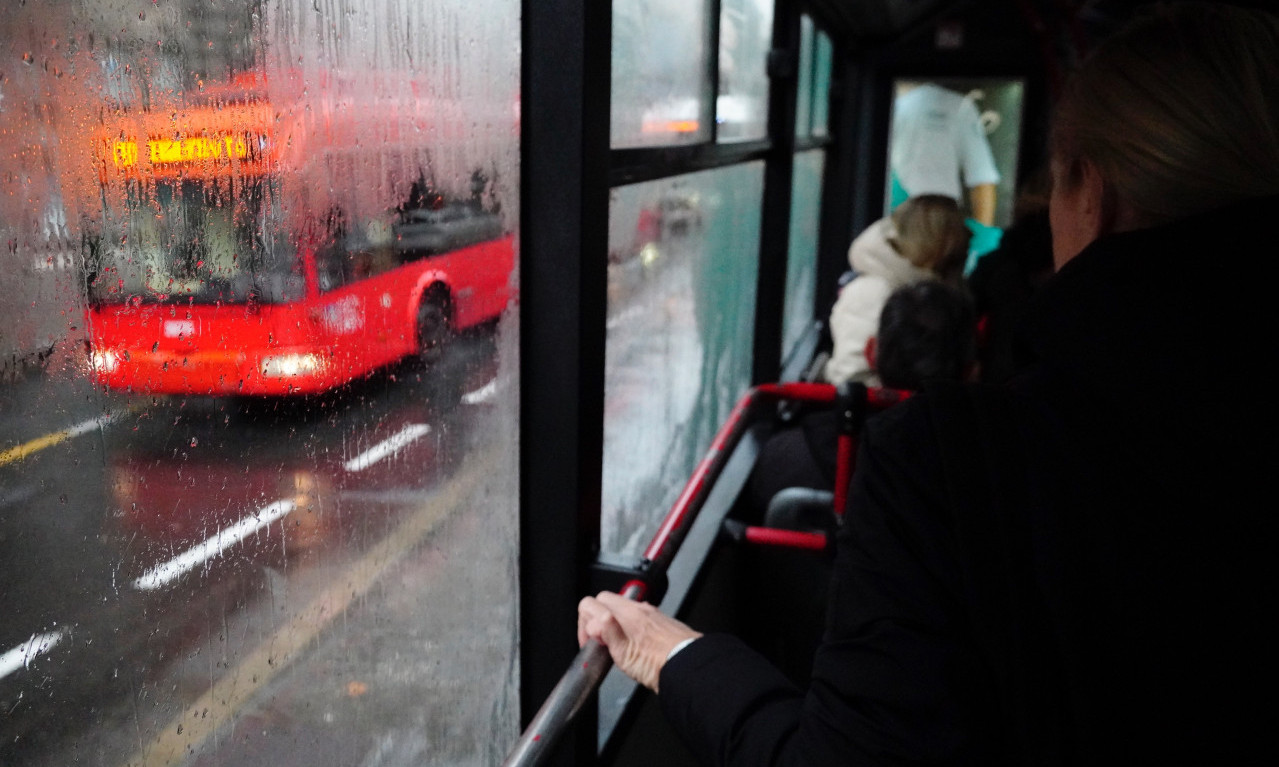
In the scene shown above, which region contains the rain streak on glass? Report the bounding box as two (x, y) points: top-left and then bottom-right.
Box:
(0, 1), (520, 765)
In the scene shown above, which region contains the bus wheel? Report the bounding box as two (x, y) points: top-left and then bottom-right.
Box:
(416, 295), (452, 365)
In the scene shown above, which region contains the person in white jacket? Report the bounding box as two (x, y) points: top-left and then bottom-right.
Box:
(823, 195), (970, 386)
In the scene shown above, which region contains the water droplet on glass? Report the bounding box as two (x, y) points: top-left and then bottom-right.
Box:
(190, 437), (198, 447)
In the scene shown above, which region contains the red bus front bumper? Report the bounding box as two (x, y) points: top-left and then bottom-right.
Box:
(89, 345), (342, 396)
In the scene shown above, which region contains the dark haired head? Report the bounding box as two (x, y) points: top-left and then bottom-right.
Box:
(875, 281), (977, 390)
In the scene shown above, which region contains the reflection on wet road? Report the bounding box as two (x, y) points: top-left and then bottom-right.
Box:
(0, 326), (518, 766)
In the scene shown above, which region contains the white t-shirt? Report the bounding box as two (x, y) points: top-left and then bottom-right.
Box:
(891, 84), (1001, 201)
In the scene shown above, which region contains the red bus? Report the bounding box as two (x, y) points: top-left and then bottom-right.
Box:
(82, 76), (514, 396)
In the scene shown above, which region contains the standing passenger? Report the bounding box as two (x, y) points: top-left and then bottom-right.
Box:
(580, 4), (1279, 764)
(891, 82), (1001, 227)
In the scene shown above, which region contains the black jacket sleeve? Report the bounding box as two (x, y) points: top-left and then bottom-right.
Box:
(658, 400), (996, 767)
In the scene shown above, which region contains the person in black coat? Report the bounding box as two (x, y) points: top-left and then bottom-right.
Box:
(579, 4), (1279, 764)
(966, 168), (1054, 385)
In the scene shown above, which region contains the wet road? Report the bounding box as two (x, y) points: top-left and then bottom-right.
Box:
(0, 327), (520, 766)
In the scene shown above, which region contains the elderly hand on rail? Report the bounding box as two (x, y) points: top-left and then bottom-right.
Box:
(577, 591), (702, 693)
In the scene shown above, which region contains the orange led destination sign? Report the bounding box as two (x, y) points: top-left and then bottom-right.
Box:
(111, 135), (253, 168)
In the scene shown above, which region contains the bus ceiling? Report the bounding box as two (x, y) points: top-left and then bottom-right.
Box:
(807, 0), (1174, 44)
(806, 0), (958, 40)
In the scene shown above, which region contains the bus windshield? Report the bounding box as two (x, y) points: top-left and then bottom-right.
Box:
(86, 178), (302, 305)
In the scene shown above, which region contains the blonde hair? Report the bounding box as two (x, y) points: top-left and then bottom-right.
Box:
(1052, 3), (1279, 225)
(889, 194), (971, 275)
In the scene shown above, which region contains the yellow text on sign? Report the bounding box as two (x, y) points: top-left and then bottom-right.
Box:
(149, 136), (249, 164)
(112, 137), (249, 167)
(112, 141), (140, 168)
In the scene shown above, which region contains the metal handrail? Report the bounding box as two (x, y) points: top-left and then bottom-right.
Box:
(501, 382), (911, 767)
(502, 578), (646, 767)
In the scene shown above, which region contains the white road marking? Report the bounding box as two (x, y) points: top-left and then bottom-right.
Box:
(461, 378), (498, 405)
(132, 500), (296, 590)
(0, 629), (67, 681)
(343, 424), (431, 472)
(68, 412), (121, 437)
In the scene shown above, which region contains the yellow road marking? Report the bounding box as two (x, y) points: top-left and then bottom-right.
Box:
(0, 431), (73, 466)
(124, 442), (503, 767)
(0, 409), (133, 467)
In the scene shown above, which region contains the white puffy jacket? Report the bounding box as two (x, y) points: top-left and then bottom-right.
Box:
(823, 217), (936, 385)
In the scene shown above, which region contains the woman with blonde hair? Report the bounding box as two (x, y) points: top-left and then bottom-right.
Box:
(823, 194), (970, 385)
(581, 4), (1279, 764)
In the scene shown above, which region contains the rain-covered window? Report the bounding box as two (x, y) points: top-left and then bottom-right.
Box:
(601, 165), (762, 555)
(795, 16), (815, 139)
(1, 0), (519, 763)
(612, 0), (714, 148)
(794, 16), (832, 139)
(811, 29), (833, 137)
(717, 0), (773, 143)
(781, 150), (825, 362)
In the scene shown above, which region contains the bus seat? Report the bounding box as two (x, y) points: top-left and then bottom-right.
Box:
(764, 487), (836, 532)
(727, 383), (911, 554)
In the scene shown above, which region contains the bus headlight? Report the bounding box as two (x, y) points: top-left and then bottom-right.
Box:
(261, 353), (325, 378)
(91, 348), (121, 373)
